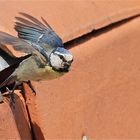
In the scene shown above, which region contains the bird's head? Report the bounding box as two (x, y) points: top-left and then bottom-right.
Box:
(49, 47), (73, 72)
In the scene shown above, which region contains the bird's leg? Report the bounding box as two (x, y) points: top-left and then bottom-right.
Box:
(6, 82), (18, 105)
(6, 87), (15, 104)
(26, 80), (36, 95)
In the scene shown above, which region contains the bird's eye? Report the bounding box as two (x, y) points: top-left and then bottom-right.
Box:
(59, 55), (64, 60)
(59, 55), (67, 62)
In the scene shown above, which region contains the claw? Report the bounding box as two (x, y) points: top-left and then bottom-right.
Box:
(26, 80), (36, 95)
(6, 87), (15, 106)
(6, 82), (19, 107)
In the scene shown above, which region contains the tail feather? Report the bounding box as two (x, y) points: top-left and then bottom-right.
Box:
(0, 54), (31, 88)
(0, 63), (19, 87)
(0, 74), (17, 88)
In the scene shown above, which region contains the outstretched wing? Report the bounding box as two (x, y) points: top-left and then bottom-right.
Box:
(15, 12), (64, 53)
(0, 31), (35, 54)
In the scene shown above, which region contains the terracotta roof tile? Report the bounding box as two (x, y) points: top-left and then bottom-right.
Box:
(0, 1), (140, 139)
(0, 91), (32, 139)
(27, 17), (140, 139)
(0, 1), (140, 42)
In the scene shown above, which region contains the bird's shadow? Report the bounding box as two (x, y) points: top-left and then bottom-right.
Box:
(3, 90), (45, 140)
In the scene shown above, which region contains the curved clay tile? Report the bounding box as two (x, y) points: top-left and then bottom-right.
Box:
(0, 1), (140, 139)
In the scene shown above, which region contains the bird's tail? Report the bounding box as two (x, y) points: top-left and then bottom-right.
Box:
(0, 52), (31, 88)
(0, 63), (18, 88)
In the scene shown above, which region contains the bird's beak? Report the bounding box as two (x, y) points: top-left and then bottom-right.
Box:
(63, 61), (72, 72)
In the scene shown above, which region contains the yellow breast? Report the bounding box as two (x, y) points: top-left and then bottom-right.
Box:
(15, 55), (65, 81)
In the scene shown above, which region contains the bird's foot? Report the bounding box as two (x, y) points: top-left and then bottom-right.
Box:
(26, 80), (36, 96)
(6, 87), (15, 107)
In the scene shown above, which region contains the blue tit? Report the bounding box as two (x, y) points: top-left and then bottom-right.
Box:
(0, 13), (73, 94)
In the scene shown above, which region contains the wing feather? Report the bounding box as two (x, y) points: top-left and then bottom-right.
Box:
(15, 13), (64, 53)
(0, 31), (35, 54)
(19, 12), (48, 29)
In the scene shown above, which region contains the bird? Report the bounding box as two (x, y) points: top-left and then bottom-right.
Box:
(0, 13), (73, 102)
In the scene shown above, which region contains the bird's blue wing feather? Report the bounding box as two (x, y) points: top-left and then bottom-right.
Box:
(15, 13), (64, 53)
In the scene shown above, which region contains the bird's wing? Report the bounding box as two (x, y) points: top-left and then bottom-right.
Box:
(0, 31), (49, 61)
(0, 31), (36, 54)
(15, 12), (64, 53)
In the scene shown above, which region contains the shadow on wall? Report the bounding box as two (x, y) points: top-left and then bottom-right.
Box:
(8, 93), (33, 139)
(7, 92), (45, 140)
(64, 15), (140, 50)
(32, 122), (45, 140)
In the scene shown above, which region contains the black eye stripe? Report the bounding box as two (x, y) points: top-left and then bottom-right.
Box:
(59, 55), (67, 62)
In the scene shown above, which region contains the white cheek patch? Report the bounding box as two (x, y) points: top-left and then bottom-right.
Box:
(50, 53), (63, 69)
